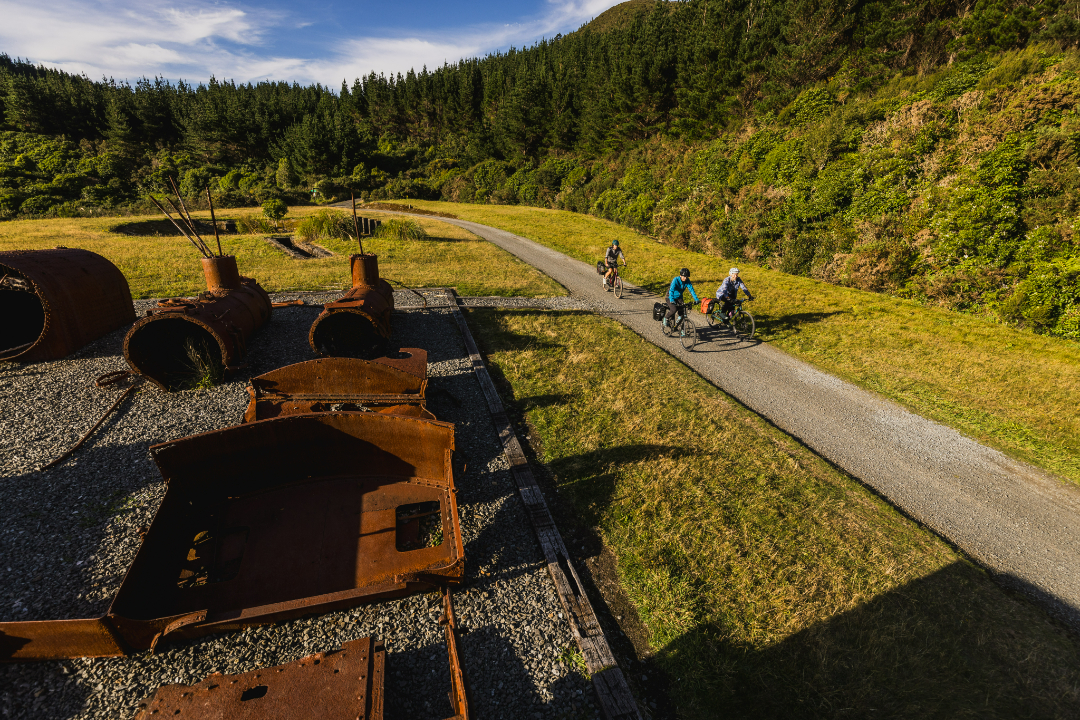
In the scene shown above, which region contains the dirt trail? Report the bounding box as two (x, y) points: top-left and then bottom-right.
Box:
(355, 207), (1080, 629)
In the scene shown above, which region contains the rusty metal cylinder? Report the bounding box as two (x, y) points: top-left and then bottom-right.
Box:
(124, 257), (271, 391)
(0, 248), (135, 362)
(309, 254), (395, 359)
(201, 254), (242, 290)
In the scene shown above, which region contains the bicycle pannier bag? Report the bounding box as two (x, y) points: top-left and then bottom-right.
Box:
(700, 298), (715, 315)
(652, 302), (666, 321)
(596, 260), (605, 275)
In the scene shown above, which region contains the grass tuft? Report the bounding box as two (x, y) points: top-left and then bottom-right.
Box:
(179, 338), (223, 390)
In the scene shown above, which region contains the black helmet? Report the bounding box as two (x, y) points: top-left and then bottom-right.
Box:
(680, 268), (690, 278)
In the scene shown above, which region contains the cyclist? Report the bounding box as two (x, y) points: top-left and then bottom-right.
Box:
(665, 268), (699, 327)
(716, 267), (754, 323)
(603, 239), (626, 290)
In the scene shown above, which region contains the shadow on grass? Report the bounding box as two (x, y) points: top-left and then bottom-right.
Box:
(657, 561), (1080, 720)
(755, 310), (847, 341)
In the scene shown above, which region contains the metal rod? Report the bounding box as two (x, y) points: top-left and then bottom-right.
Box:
(163, 196), (211, 257)
(351, 190), (363, 255)
(206, 186), (223, 257)
(41, 378), (143, 471)
(168, 176), (212, 256)
(150, 196), (210, 257)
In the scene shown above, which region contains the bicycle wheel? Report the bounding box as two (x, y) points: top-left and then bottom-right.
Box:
(662, 310), (675, 336)
(613, 275), (624, 298)
(732, 310), (755, 340)
(679, 317), (697, 350)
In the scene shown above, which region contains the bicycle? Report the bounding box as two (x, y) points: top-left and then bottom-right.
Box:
(706, 298), (755, 341)
(603, 262), (627, 298)
(661, 300), (697, 350)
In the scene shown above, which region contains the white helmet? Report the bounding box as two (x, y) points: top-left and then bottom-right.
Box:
(729, 267), (740, 275)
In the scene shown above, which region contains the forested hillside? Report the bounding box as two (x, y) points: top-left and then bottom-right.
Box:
(3, 0), (1080, 337)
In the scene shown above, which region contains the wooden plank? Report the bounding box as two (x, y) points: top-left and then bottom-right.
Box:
(444, 290), (642, 720)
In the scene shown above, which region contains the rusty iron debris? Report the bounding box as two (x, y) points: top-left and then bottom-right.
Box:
(441, 589), (470, 720)
(309, 254), (395, 359)
(131, 592), (466, 720)
(0, 248), (135, 362)
(123, 255), (272, 391)
(134, 636), (385, 720)
(244, 351), (431, 422)
(1, 412), (464, 662)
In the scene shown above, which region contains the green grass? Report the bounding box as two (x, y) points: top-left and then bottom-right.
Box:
(0, 206), (563, 298)
(393, 200), (1080, 487)
(470, 307), (1080, 719)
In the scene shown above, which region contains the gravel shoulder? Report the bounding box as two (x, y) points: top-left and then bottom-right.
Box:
(387, 212), (1080, 631)
(0, 291), (598, 719)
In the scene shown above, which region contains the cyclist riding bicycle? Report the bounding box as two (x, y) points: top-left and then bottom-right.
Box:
(665, 268), (699, 327)
(603, 239), (626, 290)
(716, 267), (754, 322)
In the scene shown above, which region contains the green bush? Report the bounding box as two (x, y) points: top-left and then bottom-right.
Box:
(373, 218), (428, 241)
(295, 209), (355, 242)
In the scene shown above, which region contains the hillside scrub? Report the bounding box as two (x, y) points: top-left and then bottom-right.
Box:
(3, 1), (1080, 336)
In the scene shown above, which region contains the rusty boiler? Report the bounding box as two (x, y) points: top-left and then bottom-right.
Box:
(0, 248), (135, 362)
(309, 253), (395, 358)
(123, 255), (271, 391)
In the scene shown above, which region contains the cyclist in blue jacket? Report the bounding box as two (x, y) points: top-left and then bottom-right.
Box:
(665, 268), (699, 327)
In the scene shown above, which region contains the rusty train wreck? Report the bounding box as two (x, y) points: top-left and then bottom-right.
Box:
(123, 255), (272, 391)
(309, 254), (395, 359)
(0, 248), (135, 362)
(0, 412), (463, 661)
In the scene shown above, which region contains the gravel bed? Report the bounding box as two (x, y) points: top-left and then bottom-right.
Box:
(0, 293), (596, 719)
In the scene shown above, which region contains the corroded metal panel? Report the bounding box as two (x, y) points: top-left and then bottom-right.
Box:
(243, 352), (430, 422)
(133, 636), (385, 720)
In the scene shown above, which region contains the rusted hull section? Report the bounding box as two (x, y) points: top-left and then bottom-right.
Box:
(1, 412), (463, 661)
(244, 351), (430, 422)
(134, 636), (385, 720)
(123, 256), (272, 391)
(0, 248), (135, 362)
(309, 254), (396, 359)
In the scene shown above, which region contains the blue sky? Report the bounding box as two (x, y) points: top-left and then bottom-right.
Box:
(0, 0), (625, 87)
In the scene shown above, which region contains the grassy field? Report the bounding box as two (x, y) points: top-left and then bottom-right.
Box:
(470, 307), (1080, 719)
(0, 206), (562, 298)
(391, 200), (1080, 488)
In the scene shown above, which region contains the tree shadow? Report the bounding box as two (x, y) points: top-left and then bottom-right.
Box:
(653, 561), (1080, 719)
(754, 310), (847, 341)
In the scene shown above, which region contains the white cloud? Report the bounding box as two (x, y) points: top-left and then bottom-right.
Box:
(0, 0), (625, 86)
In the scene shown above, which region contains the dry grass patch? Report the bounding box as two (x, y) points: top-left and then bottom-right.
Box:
(0, 206), (563, 298)
(399, 200), (1080, 486)
(471, 307), (1080, 719)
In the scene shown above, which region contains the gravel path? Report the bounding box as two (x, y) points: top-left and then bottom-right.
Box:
(386, 211), (1080, 631)
(0, 291), (597, 719)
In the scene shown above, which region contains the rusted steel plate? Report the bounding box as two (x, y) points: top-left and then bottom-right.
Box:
(133, 636), (385, 720)
(244, 351), (431, 422)
(0, 248), (135, 362)
(0, 618), (126, 662)
(441, 589), (470, 720)
(123, 256), (272, 391)
(309, 254), (396, 359)
(1, 412), (464, 662)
